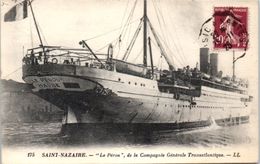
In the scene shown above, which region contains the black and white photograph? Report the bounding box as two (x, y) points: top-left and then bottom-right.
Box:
(1, 0), (258, 163)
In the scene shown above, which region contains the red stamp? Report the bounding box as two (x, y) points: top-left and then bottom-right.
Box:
(213, 7), (248, 50)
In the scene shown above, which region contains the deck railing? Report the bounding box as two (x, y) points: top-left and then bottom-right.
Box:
(22, 46), (109, 68)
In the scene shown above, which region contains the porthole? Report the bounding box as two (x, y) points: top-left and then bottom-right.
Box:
(135, 82), (137, 85)
(128, 82), (131, 84)
(118, 78), (121, 81)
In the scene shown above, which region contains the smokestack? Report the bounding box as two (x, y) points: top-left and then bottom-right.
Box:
(200, 48), (209, 73)
(210, 53), (218, 76)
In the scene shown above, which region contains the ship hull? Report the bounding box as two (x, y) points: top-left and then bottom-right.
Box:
(31, 88), (250, 127)
(23, 64), (251, 130)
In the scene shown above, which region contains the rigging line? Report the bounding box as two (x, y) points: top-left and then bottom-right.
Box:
(167, 27), (187, 66)
(150, 39), (163, 68)
(120, 3), (135, 37)
(152, 0), (182, 67)
(120, 0), (137, 37)
(172, 31), (187, 66)
(122, 22), (133, 52)
(152, 1), (185, 67)
(28, 0), (44, 50)
(119, 0), (137, 44)
(115, 0), (137, 58)
(113, 34), (121, 48)
(163, 41), (183, 68)
(152, 0), (165, 44)
(155, 1), (186, 67)
(94, 37), (118, 53)
(155, 26), (186, 67)
(28, 3), (48, 47)
(151, 25), (184, 68)
(158, 34), (184, 68)
(118, 0), (130, 34)
(166, 34), (187, 67)
(148, 19), (178, 69)
(37, 22), (48, 46)
(153, 1), (170, 47)
(156, 51), (164, 70)
(84, 18), (139, 42)
(115, 45), (121, 59)
(156, 0), (167, 29)
(150, 37), (172, 69)
(2, 67), (22, 79)
(163, 2), (187, 65)
(158, 33), (184, 66)
(154, 1), (186, 66)
(123, 19), (143, 61)
(152, 0), (166, 45)
(131, 47), (143, 63)
(123, 14), (134, 47)
(125, 21), (133, 55)
(117, 20), (134, 59)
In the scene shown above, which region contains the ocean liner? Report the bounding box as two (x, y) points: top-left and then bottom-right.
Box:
(20, 0), (252, 131)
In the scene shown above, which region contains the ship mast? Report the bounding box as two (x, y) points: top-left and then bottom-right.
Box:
(143, 0), (147, 67)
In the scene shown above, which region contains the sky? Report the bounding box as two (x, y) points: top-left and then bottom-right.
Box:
(1, 0), (258, 89)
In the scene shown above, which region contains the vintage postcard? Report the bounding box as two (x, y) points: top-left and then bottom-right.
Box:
(0, 0), (258, 163)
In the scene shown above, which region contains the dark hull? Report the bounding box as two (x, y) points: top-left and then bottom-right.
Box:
(32, 88), (251, 125)
(60, 116), (249, 135)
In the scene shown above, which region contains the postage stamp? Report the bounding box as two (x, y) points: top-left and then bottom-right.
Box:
(213, 7), (248, 50)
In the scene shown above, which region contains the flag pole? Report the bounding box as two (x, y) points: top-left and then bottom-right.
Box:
(28, 0), (44, 52)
